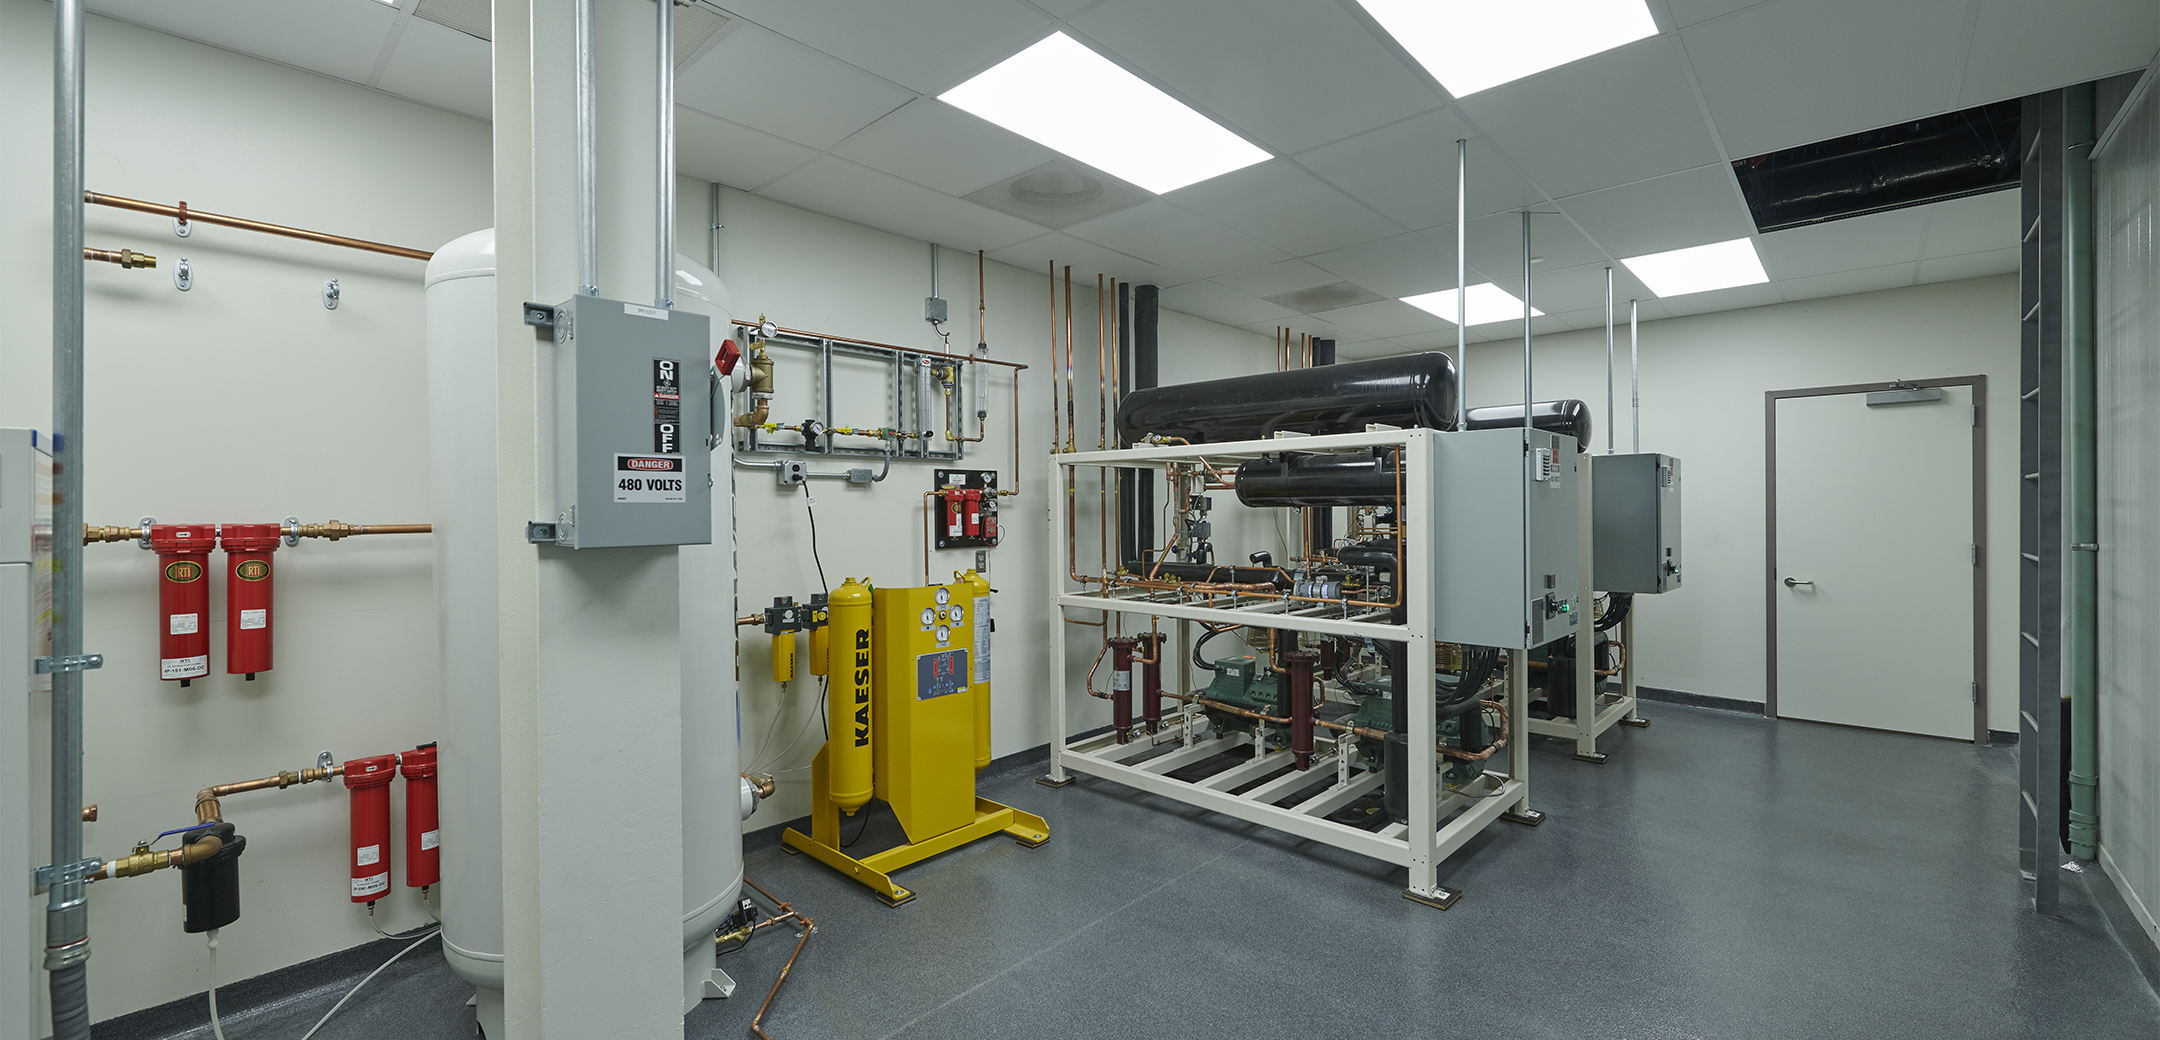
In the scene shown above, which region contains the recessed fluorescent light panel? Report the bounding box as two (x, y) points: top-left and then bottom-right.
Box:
(1354, 0), (1658, 98)
(938, 33), (1269, 195)
(1403, 284), (1543, 327)
(1620, 238), (1769, 297)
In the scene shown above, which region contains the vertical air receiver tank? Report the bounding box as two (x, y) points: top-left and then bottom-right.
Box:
(422, 230), (742, 1033)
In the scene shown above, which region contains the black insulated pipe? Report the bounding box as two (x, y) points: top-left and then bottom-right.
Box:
(1464, 399), (1594, 452)
(1114, 351), (1458, 445)
(1310, 338), (1335, 552)
(1116, 281), (1136, 566)
(1235, 450), (1401, 508)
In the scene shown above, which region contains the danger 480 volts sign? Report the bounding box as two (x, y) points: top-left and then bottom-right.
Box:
(614, 454), (687, 503)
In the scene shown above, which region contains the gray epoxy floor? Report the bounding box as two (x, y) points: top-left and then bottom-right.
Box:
(139, 704), (2159, 1040)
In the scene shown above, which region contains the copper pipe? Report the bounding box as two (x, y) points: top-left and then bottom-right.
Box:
(923, 491), (938, 585)
(736, 615), (763, 627)
(83, 246), (154, 269)
(769, 326), (1027, 371)
(80, 805), (97, 822)
(289, 521), (432, 540)
(86, 192), (433, 261)
(195, 763), (342, 824)
(740, 877), (816, 1040)
(1049, 262), (1061, 456)
(1064, 266), (1075, 452)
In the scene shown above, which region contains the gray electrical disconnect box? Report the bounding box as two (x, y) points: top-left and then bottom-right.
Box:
(1430, 427), (1581, 649)
(1592, 452), (1681, 594)
(546, 295), (712, 549)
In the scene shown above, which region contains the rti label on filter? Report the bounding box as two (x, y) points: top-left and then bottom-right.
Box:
(420, 829), (440, 851)
(169, 612), (198, 635)
(162, 655), (208, 680)
(239, 609), (267, 631)
(614, 454), (687, 503)
(351, 873), (389, 899)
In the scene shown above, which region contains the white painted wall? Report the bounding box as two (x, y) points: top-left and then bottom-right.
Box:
(1439, 275), (2021, 733)
(0, 0), (483, 1024)
(691, 186), (1279, 834)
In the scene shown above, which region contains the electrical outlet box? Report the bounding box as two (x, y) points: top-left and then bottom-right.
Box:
(1593, 452), (1682, 594)
(1430, 427), (1581, 649)
(545, 295), (712, 549)
(924, 296), (948, 323)
(777, 461), (808, 487)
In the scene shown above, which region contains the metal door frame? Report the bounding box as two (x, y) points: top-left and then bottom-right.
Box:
(1765, 375), (1989, 744)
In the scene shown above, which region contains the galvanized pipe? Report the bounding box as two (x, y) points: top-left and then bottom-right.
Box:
(1630, 300), (1640, 453)
(48, 2), (92, 1035)
(1456, 139), (1468, 421)
(1604, 267), (1615, 454)
(1522, 211), (1534, 643)
(575, 0), (599, 295)
(655, 0), (675, 309)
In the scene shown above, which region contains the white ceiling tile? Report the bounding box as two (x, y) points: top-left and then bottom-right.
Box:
(1213, 259), (1338, 299)
(1296, 109), (1545, 230)
(1064, 201), (1290, 278)
(983, 232), (1198, 288)
(676, 108), (821, 192)
(1157, 282), (1295, 327)
(677, 22), (914, 150)
(1309, 299), (1451, 339)
(1460, 313), (1579, 347)
(1434, 211), (1608, 281)
(713, 0), (1050, 95)
(758, 157), (1047, 253)
(1458, 37), (1721, 200)
(1163, 160), (1401, 256)
(1072, 0), (1444, 155)
(1306, 233), (1457, 299)
(374, 17), (490, 120)
(1559, 164), (1756, 259)
(86, 0), (395, 83)
(1958, 0), (2158, 109)
(832, 99), (1055, 197)
(1683, 0), (1972, 158)
(1492, 262), (1655, 316)
(1780, 261), (1917, 302)
(1915, 246), (2018, 285)
(1757, 207), (1928, 279)
(1919, 189), (2019, 259)
(1653, 280), (1782, 317)
(1662, 0), (1772, 28)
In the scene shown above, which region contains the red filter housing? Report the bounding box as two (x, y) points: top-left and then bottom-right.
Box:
(963, 489), (982, 537)
(945, 491), (965, 539)
(343, 754), (397, 904)
(400, 744), (439, 889)
(220, 523), (281, 679)
(149, 524), (215, 685)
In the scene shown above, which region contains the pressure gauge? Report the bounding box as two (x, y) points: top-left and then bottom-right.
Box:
(935, 626), (951, 643)
(948, 605), (966, 625)
(934, 587), (951, 605)
(920, 607), (937, 627)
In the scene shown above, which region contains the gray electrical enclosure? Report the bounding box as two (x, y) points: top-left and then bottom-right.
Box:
(1431, 427), (1581, 649)
(547, 295), (712, 549)
(1592, 452), (1681, 593)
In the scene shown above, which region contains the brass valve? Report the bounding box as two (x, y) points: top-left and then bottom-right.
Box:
(289, 520), (359, 541)
(82, 524), (145, 545)
(98, 833), (223, 880)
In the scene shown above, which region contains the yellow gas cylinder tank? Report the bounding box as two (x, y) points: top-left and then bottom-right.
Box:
(956, 569), (992, 771)
(825, 578), (875, 814)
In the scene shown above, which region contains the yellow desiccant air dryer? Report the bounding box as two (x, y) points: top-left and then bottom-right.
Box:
(782, 578), (1046, 906)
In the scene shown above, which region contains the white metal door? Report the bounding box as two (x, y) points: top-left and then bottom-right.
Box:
(1774, 388), (1975, 739)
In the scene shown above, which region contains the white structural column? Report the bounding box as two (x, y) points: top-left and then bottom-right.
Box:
(493, 3), (686, 1038)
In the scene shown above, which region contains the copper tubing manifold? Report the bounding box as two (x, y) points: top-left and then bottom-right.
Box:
(86, 191), (434, 261)
(83, 246), (155, 269)
(94, 832), (223, 880)
(195, 764), (342, 824)
(84, 521), (432, 546)
(738, 877), (815, 1040)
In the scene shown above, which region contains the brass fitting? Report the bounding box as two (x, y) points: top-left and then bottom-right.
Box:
(83, 247), (156, 269)
(82, 524), (145, 545)
(97, 833), (223, 880)
(745, 773), (777, 800)
(80, 805), (97, 823)
(290, 520), (359, 541)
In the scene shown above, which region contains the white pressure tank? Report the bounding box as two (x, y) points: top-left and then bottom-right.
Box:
(422, 230), (742, 1035)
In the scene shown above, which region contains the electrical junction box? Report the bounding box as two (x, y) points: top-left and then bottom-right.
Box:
(1593, 452), (1682, 594)
(870, 582), (976, 842)
(545, 295), (712, 549)
(1430, 427), (1581, 650)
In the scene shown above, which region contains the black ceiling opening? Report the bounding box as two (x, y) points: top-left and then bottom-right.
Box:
(1732, 100), (2021, 233)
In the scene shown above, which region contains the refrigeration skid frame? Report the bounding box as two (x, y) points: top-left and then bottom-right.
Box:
(1527, 451), (1647, 761)
(1043, 429), (1538, 908)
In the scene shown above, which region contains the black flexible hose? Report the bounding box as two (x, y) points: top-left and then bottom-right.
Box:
(1595, 592), (1633, 632)
(51, 961), (90, 1040)
(1191, 626), (1239, 672)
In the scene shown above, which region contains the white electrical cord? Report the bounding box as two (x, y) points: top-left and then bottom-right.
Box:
(206, 929), (230, 1040)
(295, 928), (441, 1040)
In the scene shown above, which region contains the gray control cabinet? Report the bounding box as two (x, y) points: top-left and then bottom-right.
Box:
(1431, 427), (1581, 649)
(1592, 452), (1681, 593)
(548, 295), (712, 549)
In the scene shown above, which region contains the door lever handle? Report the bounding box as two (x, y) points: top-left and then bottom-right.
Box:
(1783, 577), (1813, 588)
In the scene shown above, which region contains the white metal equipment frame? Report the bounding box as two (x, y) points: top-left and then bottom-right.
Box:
(1526, 452), (1647, 761)
(1042, 428), (1538, 908)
